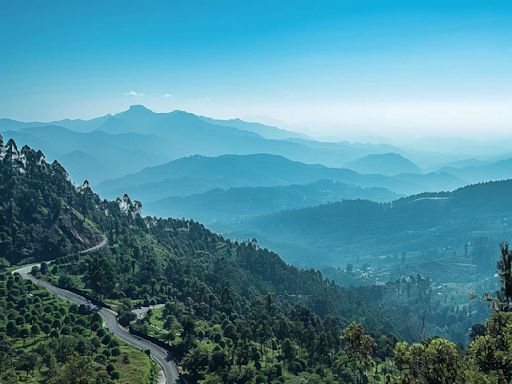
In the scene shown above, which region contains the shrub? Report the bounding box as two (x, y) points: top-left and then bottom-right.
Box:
(111, 347), (121, 356)
(49, 329), (60, 338)
(101, 334), (112, 345)
(95, 354), (108, 364)
(110, 370), (121, 380)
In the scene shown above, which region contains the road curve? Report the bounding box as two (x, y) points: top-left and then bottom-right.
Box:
(79, 236), (108, 254)
(13, 241), (179, 384)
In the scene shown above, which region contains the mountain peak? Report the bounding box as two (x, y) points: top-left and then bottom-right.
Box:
(168, 109), (199, 119)
(116, 193), (142, 218)
(128, 104), (153, 113)
(115, 105), (155, 119)
(113, 105), (158, 126)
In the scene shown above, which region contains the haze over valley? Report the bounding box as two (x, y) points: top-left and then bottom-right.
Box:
(3, 105), (511, 283)
(2, 1), (512, 383)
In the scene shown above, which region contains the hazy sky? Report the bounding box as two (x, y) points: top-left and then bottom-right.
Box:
(1, 0), (511, 139)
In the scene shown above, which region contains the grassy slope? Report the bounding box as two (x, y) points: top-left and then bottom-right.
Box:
(0, 278), (152, 383)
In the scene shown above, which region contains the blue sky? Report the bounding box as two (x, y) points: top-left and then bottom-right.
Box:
(1, 0), (511, 138)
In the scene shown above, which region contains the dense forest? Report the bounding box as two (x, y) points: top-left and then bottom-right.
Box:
(230, 180), (512, 269)
(1, 137), (512, 383)
(0, 136), (102, 263)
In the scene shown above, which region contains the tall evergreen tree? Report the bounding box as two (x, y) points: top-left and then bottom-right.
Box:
(85, 255), (116, 300)
(498, 242), (512, 311)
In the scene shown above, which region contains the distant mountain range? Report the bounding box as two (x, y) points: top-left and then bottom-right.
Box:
(143, 179), (399, 222)
(198, 115), (309, 140)
(0, 125), (170, 183)
(439, 158), (512, 184)
(226, 180), (512, 269)
(3, 105), (512, 240)
(96, 153), (462, 203)
(0, 105), (403, 184)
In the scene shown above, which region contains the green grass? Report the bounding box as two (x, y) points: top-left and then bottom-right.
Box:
(1, 276), (153, 384)
(145, 308), (185, 346)
(113, 344), (153, 384)
(149, 360), (162, 384)
(69, 207), (101, 236)
(149, 307), (165, 329)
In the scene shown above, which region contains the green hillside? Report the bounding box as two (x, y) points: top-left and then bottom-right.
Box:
(232, 180), (512, 270)
(144, 180), (399, 222)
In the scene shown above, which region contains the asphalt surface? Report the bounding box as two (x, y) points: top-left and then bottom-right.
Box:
(13, 242), (179, 384)
(133, 304), (166, 320)
(79, 236), (108, 254)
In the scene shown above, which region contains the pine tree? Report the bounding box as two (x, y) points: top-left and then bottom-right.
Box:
(85, 254), (116, 300)
(498, 242), (512, 311)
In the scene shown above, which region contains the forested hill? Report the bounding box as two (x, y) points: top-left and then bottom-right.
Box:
(0, 134), (149, 263)
(0, 135), (104, 262)
(232, 180), (512, 266)
(143, 179), (398, 222)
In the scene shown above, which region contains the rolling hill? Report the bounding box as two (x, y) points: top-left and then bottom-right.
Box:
(228, 180), (512, 269)
(143, 179), (399, 222)
(345, 152), (421, 175)
(97, 153), (456, 202)
(439, 158), (512, 184)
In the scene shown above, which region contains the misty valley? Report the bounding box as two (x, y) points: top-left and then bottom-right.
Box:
(2, 1), (512, 383)
(1, 105), (512, 384)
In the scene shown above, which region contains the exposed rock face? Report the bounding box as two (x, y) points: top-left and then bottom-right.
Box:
(79, 180), (91, 192)
(116, 193), (142, 218)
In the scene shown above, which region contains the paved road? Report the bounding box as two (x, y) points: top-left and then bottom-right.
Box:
(79, 236), (108, 254)
(133, 304), (166, 320)
(13, 241), (179, 384)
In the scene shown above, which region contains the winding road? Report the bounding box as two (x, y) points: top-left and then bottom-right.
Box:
(13, 238), (179, 384)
